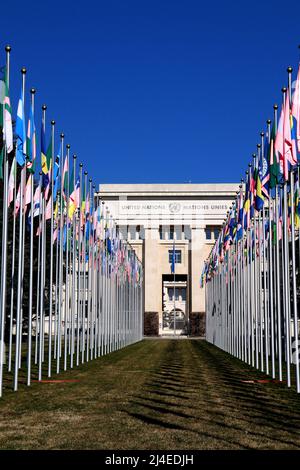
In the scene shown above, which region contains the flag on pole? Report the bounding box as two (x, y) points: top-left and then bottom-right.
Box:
(16, 89), (26, 166)
(275, 95), (297, 181)
(52, 146), (61, 202)
(254, 154), (264, 211)
(45, 195), (52, 220)
(269, 122), (280, 189)
(26, 103), (36, 174)
(0, 67), (13, 154)
(25, 174), (33, 206)
(292, 64), (300, 154)
(7, 158), (16, 207)
(295, 173), (300, 228)
(68, 177), (80, 219)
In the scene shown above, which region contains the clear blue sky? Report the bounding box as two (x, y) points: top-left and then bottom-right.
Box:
(2, 0), (300, 185)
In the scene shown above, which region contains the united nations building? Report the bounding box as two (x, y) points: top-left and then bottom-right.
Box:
(97, 184), (238, 336)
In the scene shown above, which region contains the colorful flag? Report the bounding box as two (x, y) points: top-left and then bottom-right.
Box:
(254, 153), (264, 211)
(292, 64), (300, 154)
(269, 122), (280, 189)
(0, 67), (13, 154)
(45, 195), (52, 220)
(16, 89), (26, 166)
(275, 94), (297, 181)
(7, 158), (16, 207)
(295, 173), (300, 229)
(68, 177), (80, 219)
(26, 102), (36, 174)
(25, 174), (33, 206)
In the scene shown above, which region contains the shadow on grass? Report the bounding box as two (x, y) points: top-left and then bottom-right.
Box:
(125, 340), (300, 449)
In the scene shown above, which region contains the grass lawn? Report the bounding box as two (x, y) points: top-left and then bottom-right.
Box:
(0, 338), (300, 450)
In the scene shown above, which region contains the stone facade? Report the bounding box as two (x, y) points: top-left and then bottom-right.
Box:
(97, 184), (238, 337)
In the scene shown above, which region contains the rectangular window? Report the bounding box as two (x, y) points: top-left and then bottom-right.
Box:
(181, 288), (186, 301)
(169, 225), (174, 240)
(205, 228), (212, 240)
(206, 226), (221, 240)
(159, 225), (163, 240)
(168, 249), (182, 264)
(214, 228), (219, 240)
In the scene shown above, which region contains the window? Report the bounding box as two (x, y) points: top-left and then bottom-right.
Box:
(181, 288), (186, 301)
(169, 225), (174, 240)
(168, 287), (186, 301)
(205, 228), (212, 240)
(214, 228), (219, 240)
(205, 226), (221, 240)
(168, 250), (182, 264)
(159, 225), (163, 240)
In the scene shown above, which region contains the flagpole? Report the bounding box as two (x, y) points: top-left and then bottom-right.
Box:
(287, 65), (300, 392)
(27, 88), (36, 385)
(57, 133), (65, 374)
(266, 118), (276, 379)
(6, 48), (15, 373)
(46, 119), (55, 376)
(71, 154), (77, 368)
(0, 45), (11, 397)
(19, 68), (28, 369)
(8, 157), (16, 373)
(173, 237), (176, 337)
(64, 143), (70, 369)
(82, 170), (88, 364)
(14, 67), (27, 391)
(77, 162), (83, 366)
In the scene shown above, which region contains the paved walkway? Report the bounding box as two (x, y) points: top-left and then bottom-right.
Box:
(0, 339), (299, 449)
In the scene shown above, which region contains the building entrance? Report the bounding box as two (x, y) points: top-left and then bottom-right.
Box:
(162, 274), (188, 336)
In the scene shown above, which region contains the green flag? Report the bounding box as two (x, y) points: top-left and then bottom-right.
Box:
(269, 122), (280, 189)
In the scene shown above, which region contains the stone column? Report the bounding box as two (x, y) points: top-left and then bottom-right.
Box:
(144, 224), (161, 335)
(190, 226), (206, 336)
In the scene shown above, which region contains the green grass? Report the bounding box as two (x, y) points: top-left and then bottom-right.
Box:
(0, 339), (300, 449)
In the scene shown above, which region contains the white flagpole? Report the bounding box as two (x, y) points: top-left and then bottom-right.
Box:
(48, 119), (55, 377)
(27, 88), (36, 385)
(0, 45), (11, 397)
(14, 67), (27, 391)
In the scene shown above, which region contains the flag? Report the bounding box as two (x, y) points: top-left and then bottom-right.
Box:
(32, 185), (41, 217)
(68, 177), (80, 219)
(41, 114), (52, 188)
(261, 135), (270, 198)
(15, 184), (21, 215)
(236, 188), (244, 240)
(16, 89), (26, 166)
(292, 64), (300, 154)
(254, 154), (264, 211)
(295, 173), (300, 229)
(0, 67), (13, 154)
(53, 147), (61, 202)
(25, 174), (33, 206)
(8, 158), (16, 207)
(269, 122), (280, 189)
(243, 172), (250, 230)
(45, 195), (52, 220)
(275, 94), (297, 181)
(26, 102), (36, 173)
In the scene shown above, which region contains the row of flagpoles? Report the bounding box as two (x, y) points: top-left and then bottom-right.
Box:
(0, 46), (144, 397)
(201, 56), (300, 393)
